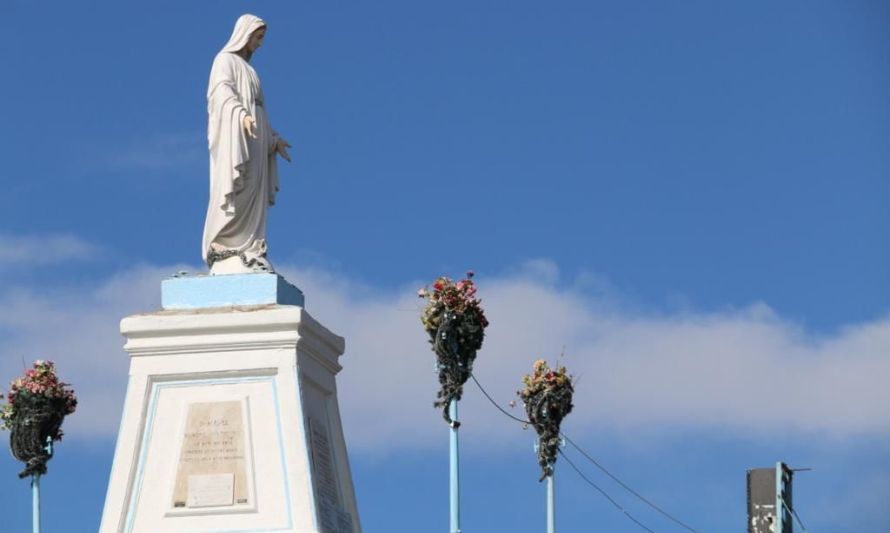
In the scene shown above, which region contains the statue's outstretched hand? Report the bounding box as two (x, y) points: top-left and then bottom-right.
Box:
(242, 115), (258, 139)
(274, 137), (293, 162)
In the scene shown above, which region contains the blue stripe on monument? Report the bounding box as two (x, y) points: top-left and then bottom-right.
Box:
(161, 273), (305, 309)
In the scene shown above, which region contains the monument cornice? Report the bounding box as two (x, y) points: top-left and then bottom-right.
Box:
(121, 305), (345, 374)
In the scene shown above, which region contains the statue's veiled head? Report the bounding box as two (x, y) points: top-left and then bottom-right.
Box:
(221, 14), (267, 58)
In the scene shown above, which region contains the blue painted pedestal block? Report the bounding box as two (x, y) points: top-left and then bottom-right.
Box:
(161, 273), (305, 310)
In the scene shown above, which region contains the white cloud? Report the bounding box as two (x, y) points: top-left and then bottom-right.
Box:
(320, 267), (890, 452)
(1, 260), (887, 452)
(0, 234), (100, 266)
(0, 263), (188, 437)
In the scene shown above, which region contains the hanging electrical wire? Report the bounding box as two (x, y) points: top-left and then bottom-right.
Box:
(560, 434), (699, 533)
(471, 374), (529, 424)
(557, 449), (657, 533)
(470, 373), (701, 533)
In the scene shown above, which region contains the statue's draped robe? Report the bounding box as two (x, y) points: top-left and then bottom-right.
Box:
(202, 16), (278, 267)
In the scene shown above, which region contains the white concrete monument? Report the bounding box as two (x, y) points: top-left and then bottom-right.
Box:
(100, 275), (360, 533)
(100, 14), (360, 533)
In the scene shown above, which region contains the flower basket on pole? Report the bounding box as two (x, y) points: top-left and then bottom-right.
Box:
(418, 272), (488, 533)
(518, 360), (574, 481)
(418, 272), (489, 424)
(1, 360), (77, 533)
(519, 360), (573, 533)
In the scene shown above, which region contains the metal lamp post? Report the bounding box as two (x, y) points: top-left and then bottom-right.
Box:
(30, 437), (53, 533)
(450, 399), (461, 533)
(534, 440), (557, 533)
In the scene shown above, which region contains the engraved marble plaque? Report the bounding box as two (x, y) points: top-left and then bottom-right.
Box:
(336, 508), (355, 533)
(172, 401), (250, 508)
(310, 418), (337, 532)
(309, 418), (353, 533)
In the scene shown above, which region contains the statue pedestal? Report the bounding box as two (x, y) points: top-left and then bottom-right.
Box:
(100, 274), (360, 533)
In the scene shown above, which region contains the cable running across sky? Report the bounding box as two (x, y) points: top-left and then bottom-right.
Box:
(560, 434), (699, 532)
(470, 373), (700, 533)
(557, 449), (657, 533)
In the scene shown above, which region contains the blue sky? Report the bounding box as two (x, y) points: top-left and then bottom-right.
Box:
(1, 1), (888, 531)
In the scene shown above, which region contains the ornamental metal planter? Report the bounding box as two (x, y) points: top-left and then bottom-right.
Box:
(431, 306), (486, 424)
(9, 393), (66, 478)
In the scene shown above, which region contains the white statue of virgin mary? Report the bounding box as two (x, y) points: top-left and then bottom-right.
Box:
(202, 14), (292, 274)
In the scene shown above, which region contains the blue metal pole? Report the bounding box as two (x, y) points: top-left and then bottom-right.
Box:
(449, 399), (461, 533)
(31, 437), (52, 533)
(775, 461), (784, 533)
(546, 471), (555, 533)
(32, 473), (40, 533)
